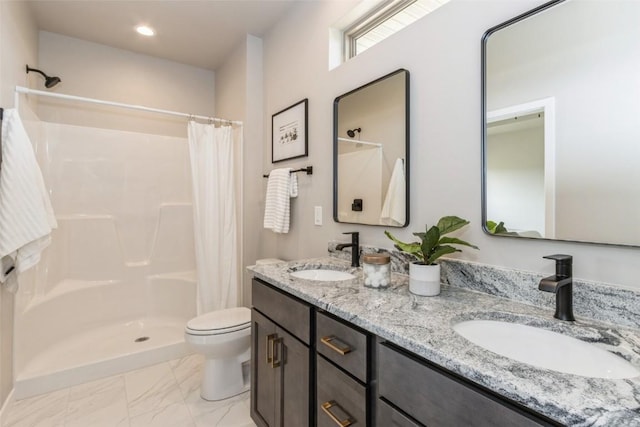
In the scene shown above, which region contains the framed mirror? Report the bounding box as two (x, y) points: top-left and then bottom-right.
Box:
(482, 0), (640, 247)
(333, 69), (409, 227)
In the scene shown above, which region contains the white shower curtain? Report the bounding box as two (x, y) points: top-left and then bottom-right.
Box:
(188, 122), (239, 314)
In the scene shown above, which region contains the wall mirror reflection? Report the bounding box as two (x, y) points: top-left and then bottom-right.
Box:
(333, 69), (409, 227)
(482, 0), (640, 247)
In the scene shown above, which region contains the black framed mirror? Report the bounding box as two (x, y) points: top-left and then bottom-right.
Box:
(333, 69), (409, 227)
(482, 0), (640, 247)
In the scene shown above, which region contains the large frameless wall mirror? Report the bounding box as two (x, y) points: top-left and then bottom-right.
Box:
(333, 69), (409, 227)
(482, 0), (640, 247)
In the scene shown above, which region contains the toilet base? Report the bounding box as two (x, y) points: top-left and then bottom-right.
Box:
(200, 355), (250, 401)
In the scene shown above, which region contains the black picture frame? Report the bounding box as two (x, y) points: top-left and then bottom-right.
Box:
(272, 98), (308, 163)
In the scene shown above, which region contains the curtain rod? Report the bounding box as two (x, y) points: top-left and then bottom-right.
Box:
(337, 137), (381, 147)
(14, 86), (243, 126)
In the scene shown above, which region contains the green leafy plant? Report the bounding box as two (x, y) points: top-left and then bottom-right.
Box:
(385, 216), (478, 265)
(486, 220), (508, 234)
(486, 220), (518, 236)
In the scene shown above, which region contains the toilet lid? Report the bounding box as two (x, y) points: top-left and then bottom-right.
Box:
(186, 307), (251, 335)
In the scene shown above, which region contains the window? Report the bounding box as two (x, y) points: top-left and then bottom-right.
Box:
(344, 0), (450, 59)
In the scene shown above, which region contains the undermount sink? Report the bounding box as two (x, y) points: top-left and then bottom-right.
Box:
(289, 269), (355, 281)
(453, 320), (640, 379)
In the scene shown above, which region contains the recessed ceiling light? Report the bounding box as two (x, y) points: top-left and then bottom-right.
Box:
(136, 25), (155, 37)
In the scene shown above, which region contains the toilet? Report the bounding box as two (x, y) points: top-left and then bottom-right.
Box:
(185, 258), (284, 401)
(185, 307), (251, 401)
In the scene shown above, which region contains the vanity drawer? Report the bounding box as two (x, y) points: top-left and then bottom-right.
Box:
(377, 399), (421, 427)
(378, 342), (547, 427)
(316, 311), (368, 382)
(317, 355), (366, 427)
(252, 279), (311, 345)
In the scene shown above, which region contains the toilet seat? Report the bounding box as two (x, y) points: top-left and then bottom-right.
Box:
(186, 307), (251, 336)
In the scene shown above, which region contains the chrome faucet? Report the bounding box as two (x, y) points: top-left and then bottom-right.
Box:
(336, 231), (360, 267)
(539, 254), (575, 321)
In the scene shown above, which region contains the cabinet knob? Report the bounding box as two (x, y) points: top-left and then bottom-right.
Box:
(321, 400), (354, 427)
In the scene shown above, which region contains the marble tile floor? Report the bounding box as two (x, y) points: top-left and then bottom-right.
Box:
(3, 354), (256, 427)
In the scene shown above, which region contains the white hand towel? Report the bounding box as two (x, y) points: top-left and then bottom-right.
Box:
(263, 168), (296, 233)
(290, 173), (298, 199)
(0, 109), (57, 292)
(380, 158), (406, 226)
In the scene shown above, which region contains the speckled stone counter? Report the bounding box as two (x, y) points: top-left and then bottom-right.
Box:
(248, 257), (640, 426)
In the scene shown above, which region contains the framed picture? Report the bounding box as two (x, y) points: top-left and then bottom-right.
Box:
(272, 99), (308, 163)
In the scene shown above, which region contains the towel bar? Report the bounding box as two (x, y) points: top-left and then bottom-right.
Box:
(263, 166), (313, 178)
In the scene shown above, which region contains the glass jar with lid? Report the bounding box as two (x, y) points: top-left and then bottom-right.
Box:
(362, 253), (391, 288)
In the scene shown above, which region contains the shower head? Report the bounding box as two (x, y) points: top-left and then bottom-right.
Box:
(346, 127), (361, 138)
(26, 65), (61, 88)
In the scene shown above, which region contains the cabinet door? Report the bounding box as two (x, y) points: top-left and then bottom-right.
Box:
(251, 309), (277, 427)
(278, 326), (311, 427)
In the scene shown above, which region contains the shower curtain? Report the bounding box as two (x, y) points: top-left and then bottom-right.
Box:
(188, 122), (238, 314)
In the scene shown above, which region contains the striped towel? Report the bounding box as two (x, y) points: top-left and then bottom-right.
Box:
(263, 168), (298, 233)
(0, 109), (57, 292)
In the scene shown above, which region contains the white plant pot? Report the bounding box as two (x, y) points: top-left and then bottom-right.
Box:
(409, 262), (441, 296)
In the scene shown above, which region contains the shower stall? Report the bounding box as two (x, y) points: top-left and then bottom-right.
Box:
(13, 103), (201, 398)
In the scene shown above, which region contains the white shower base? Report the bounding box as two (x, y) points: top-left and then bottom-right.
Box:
(14, 316), (192, 400)
(15, 273), (197, 400)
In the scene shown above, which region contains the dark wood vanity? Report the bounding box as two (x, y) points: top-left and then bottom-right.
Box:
(250, 278), (559, 427)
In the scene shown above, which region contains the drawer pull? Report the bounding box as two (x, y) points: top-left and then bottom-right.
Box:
(321, 400), (354, 426)
(271, 337), (283, 368)
(321, 335), (352, 355)
(266, 334), (279, 368)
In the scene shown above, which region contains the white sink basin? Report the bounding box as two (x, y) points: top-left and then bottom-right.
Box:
(290, 269), (355, 281)
(453, 320), (640, 379)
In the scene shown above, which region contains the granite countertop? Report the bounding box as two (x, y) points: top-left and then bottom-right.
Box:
(247, 257), (640, 427)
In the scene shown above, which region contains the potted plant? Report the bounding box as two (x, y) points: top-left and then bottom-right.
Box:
(385, 216), (478, 296)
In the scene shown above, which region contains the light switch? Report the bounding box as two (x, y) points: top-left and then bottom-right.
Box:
(314, 206), (322, 226)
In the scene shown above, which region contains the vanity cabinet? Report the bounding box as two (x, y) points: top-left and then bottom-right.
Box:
(251, 279), (312, 427)
(377, 342), (557, 427)
(250, 277), (560, 427)
(315, 311), (373, 426)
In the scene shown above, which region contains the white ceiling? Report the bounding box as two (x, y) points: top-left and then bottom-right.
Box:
(26, 0), (298, 71)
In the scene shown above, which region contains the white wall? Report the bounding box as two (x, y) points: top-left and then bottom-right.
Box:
(487, 124), (544, 234)
(36, 31), (216, 137)
(0, 0), (38, 408)
(257, 0), (640, 290)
